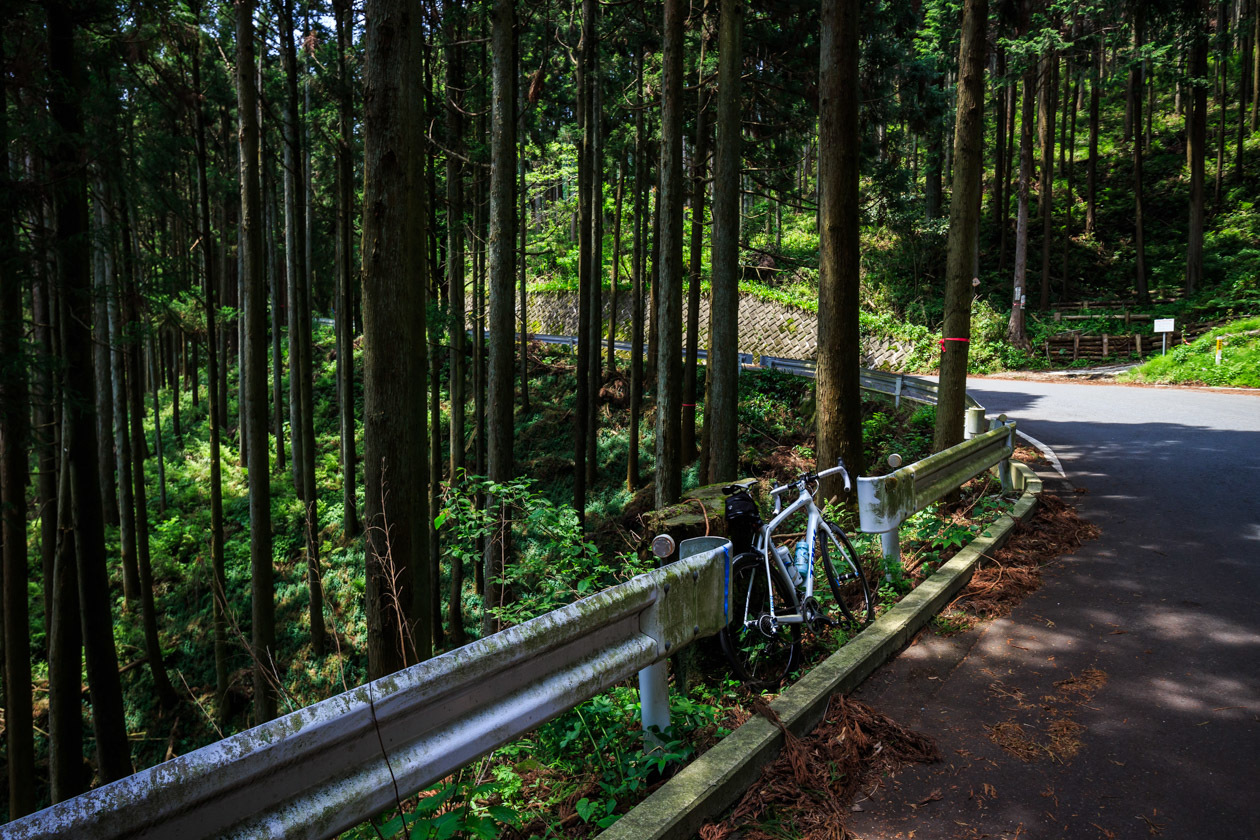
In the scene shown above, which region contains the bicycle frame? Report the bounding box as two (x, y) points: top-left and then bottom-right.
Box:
(750, 482), (824, 627)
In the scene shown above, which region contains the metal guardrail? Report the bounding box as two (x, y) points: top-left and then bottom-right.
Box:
(12, 330), (1015, 839)
(856, 418), (1017, 568)
(7, 546), (733, 840)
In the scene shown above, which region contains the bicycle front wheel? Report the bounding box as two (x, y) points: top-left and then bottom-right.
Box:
(816, 521), (875, 628)
(719, 552), (801, 687)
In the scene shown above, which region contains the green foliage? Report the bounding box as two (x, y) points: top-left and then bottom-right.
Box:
(1122, 317), (1260, 388)
(438, 472), (652, 627)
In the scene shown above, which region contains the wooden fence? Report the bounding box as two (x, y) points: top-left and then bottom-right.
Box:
(1044, 331), (1183, 362)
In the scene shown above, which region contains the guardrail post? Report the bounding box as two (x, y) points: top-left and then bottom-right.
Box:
(990, 414), (1013, 493)
(880, 530), (901, 581)
(894, 375), (903, 408)
(638, 662), (670, 751)
(964, 406), (986, 440)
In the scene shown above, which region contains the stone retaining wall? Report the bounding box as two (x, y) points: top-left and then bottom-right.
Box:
(475, 290), (911, 369)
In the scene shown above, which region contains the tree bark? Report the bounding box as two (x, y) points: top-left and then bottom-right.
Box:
(189, 0), (229, 720)
(574, 0), (593, 526)
(934, 0), (987, 454)
(96, 178), (140, 605)
(363, 0), (431, 675)
(332, 0), (357, 541)
(1, 36), (35, 809)
(683, 36), (710, 465)
(1236, 0), (1252, 181)
(1086, 41), (1100, 235)
(1186, 0), (1209, 294)
(655, 0), (686, 510)
(1132, 8), (1150, 304)
(707, 0), (742, 484)
(1213, 3), (1227, 209)
(586, 35), (602, 489)
(237, 0), (277, 720)
(608, 159), (625, 371)
(444, 0), (467, 645)
(91, 192), (118, 529)
(817, 0), (864, 498)
(1037, 51), (1058, 311)
(628, 50), (646, 492)
(47, 0), (131, 782)
(1008, 65), (1035, 347)
(992, 46), (1008, 259)
(48, 441), (83, 801)
(128, 304), (178, 709)
(485, 0), (516, 635)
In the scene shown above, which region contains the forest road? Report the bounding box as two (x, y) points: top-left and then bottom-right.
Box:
(848, 379), (1260, 840)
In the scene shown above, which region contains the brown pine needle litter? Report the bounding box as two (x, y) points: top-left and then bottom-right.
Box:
(937, 494), (1101, 633)
(698, 696), (940, 840)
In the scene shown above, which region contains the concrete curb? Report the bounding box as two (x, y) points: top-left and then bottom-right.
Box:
(597, 462), (1044, 840)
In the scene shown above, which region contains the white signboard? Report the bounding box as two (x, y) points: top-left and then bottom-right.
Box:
(1154, 318), (1175, 333)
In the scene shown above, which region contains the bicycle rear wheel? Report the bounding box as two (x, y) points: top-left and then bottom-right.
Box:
(719, 552), (801, 687)
(816, 521), (875, 628)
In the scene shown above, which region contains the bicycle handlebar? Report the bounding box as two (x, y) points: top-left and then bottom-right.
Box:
(768, 460), (852, 500)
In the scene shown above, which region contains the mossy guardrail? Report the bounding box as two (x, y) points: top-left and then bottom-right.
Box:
(4, 550), (731, 840)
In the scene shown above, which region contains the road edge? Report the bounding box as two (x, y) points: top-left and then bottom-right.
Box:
(596, 462), (1044, 840)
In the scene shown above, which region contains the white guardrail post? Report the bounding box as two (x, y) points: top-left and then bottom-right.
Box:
(6, 545), (732, 840)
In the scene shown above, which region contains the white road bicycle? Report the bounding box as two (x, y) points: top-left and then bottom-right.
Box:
(718, 462), (875, 687)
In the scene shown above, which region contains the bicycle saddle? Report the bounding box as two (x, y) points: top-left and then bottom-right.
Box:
(722, 480), (757, 495)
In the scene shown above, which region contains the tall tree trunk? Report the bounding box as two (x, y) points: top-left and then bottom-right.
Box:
(992, 47), (1008, 255)
(281, 0), (306, 500)
(47, 0), (131, 782)
(656, 0), (685, 510)
(817, 0), (864, 498)
(1236, 0), (1251, 181)
(485, 0), (516, 636)
(1063, 67), (1079, 298)
(574, 0), (593, 526)
(363, 0), (431, 675)
(935, 0), (987, 454)
(0, 39), (35, 809)
(1133, 8), (1150, 304)
(1086, 41), (1100, 235)
(683, 34), (710, 465)
(128, 306), (178, 709)
(608, 160), (625, 371)
(279, 0), (324, 657)
(628, 50), (646, 492)
(586, 38), (602, 489)
(48, 438), (83, 801)
(1037, 51), (1058, 311)
(91, 193), (118, 528)
(264, 134), (286, 471)
(519, 59), (530, 411)
(1213, 4), (1227, 210)
(1187, 0), (1209, 294)
(33, 265), (58, 641)
(707, 0), (742, 484)
(189, 1), (229, 720)
(237, 0), (277, 720)
(444, 0), (467, 645)
(333, 0), (357, 539)
(148, 333), (168, 513)
(1252, 1), (1259, 132)
(97, 179), (140, 605)
(1008, 65), (1035, 347)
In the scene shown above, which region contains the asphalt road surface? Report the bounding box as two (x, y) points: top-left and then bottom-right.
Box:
(850, 379), (1260, 840)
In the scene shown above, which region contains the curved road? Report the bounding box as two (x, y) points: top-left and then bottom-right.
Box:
(851, 378), (1260, 840)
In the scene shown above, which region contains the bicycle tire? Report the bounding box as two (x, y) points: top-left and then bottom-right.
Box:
(816, 520), (876, 628)
(719, 551), (801, 687)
